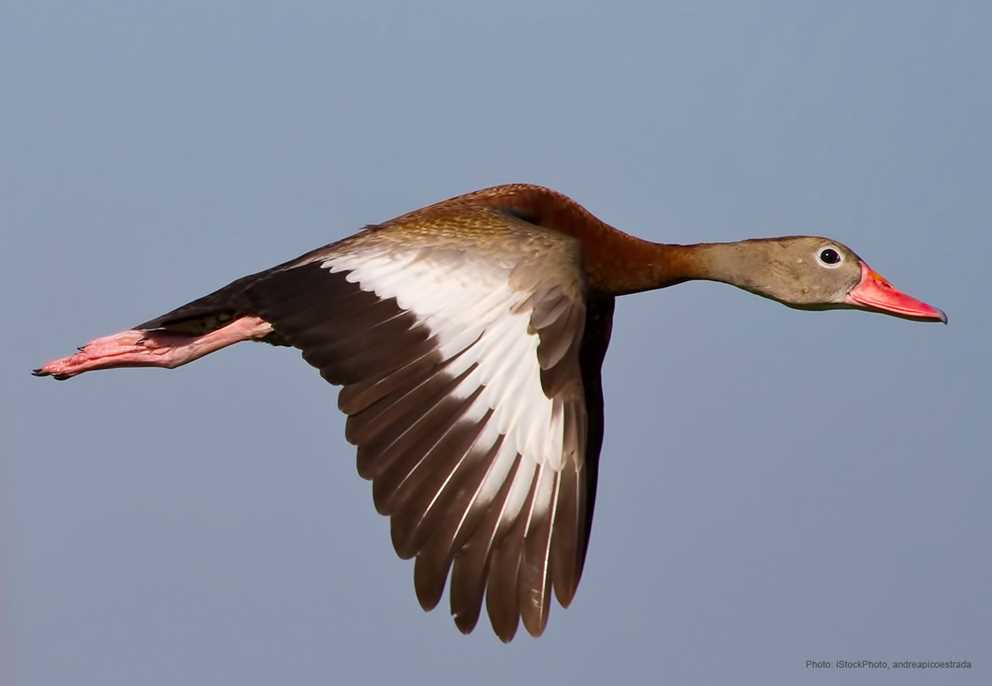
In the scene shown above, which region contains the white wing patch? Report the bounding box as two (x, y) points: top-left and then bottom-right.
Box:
(323, 244), (573, 529)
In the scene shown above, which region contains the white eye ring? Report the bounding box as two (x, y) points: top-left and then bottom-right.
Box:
(816, 245), (844, 269)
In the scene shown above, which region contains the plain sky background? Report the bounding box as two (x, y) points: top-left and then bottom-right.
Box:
(3, 1), (989, 684)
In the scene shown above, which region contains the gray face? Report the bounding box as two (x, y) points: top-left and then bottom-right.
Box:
(732, 236), (865, 309)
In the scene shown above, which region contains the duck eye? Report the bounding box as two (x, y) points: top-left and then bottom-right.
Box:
(817, 247), (842, 267)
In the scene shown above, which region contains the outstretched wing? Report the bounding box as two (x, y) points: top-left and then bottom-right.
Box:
(237, 208), (609, 640)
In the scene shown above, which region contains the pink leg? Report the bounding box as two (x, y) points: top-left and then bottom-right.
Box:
(33, 316), (274, 380)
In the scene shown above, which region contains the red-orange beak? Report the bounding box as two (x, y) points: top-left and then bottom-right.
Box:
(846, 262), (947, 323)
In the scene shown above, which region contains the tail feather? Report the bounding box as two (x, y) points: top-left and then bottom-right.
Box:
(134, 272), (263, 333)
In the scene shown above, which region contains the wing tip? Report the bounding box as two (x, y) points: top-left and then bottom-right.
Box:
(521, 613), (549, 638)
(453, 611), (479, 636)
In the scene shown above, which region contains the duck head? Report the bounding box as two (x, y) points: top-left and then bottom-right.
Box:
(710, 236), (947, 323)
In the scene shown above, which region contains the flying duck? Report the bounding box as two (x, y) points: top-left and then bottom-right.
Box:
(33, 184), (946, 641)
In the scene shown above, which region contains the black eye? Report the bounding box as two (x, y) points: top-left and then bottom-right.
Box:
(819, 248), (840, 265)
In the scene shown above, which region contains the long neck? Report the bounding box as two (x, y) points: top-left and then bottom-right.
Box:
(586, 235), (762, 296)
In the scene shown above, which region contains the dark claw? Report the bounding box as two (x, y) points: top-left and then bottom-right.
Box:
(31, 368), (47, 377)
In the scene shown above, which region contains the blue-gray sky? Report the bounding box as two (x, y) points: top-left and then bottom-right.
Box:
(4, 1), (989, 684)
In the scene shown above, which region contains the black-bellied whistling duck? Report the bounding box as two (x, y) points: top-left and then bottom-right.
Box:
(33, 184), (946, 641)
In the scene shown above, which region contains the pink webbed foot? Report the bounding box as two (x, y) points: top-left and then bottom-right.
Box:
(33, 316), (274, 380)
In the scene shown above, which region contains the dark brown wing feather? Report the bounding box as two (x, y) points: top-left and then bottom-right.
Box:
(553, 295), (614, 605)
(131, 211), (615, 640)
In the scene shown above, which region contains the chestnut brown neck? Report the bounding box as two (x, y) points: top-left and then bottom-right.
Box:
(578, 236), (765, 296)
(674, 240), (785, 288)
